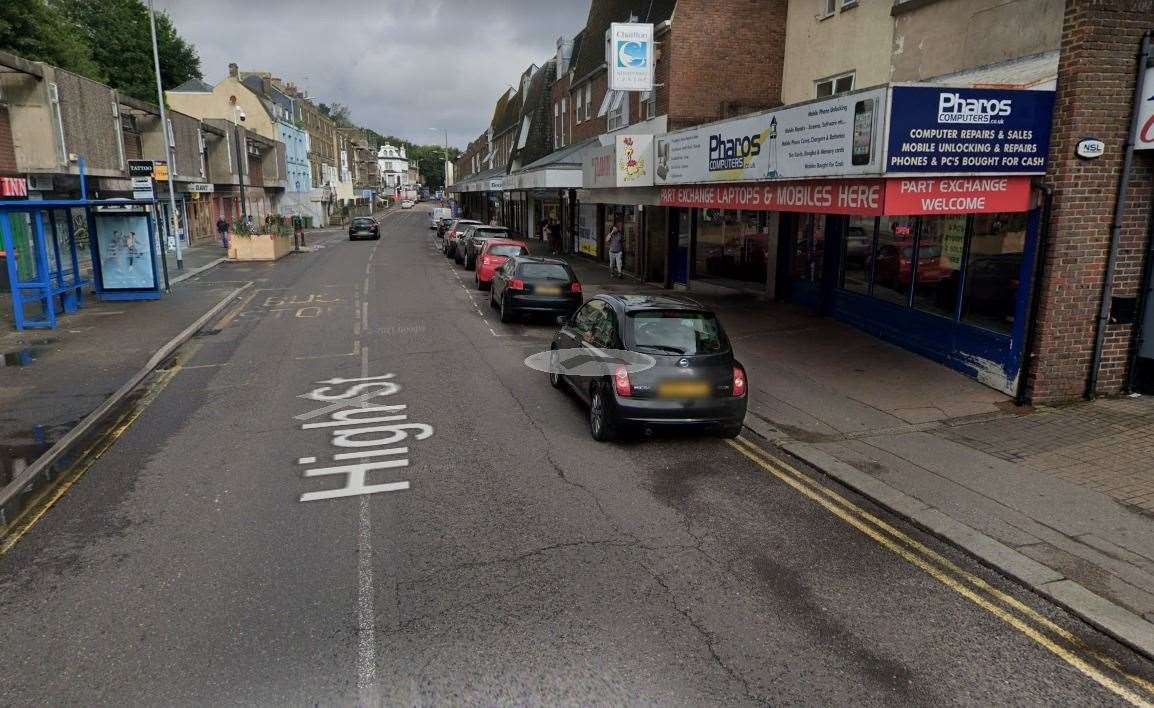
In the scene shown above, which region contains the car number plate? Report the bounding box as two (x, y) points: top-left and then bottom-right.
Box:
(658, 380), (711, 398)
(536, 286), (562, 296)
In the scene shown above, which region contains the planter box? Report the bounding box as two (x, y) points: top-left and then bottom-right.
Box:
(229, 234), (294, 261)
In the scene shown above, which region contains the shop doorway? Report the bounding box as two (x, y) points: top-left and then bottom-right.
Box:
(670, 207), (690, 286)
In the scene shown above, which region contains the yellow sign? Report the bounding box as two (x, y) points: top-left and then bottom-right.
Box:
(153, 162), (169, 181)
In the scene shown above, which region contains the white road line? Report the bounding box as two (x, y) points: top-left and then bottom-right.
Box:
(361, 302), (369, 330)
(356, 342), (379, 705)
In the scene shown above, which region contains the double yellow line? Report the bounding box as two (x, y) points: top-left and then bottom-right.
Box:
(728, 436), (1154, 706)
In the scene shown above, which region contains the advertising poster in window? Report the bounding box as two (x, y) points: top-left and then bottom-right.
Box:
(95, 214), (155, 289)
(654, 87), (887, 185)
(578, 203), (598, 256)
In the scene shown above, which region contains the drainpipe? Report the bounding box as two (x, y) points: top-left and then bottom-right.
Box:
(1087, 31), (1152, 399)
(1015, 182), (1053, 406)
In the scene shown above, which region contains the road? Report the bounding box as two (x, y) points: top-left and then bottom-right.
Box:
(1, 205), (1152, 706)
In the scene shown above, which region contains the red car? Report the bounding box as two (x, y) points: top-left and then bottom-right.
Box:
(474, 238), (530, 290)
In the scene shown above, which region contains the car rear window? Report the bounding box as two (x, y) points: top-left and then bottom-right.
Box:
(488, 245), (527, 257)
(518, 263), (571, 281)
(628, 311), (728, 355)
(352, 218), (374, 226)
(473, 229), (508, 237)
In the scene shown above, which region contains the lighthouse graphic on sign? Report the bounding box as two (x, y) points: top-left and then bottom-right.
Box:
(765, 116), (779, 178)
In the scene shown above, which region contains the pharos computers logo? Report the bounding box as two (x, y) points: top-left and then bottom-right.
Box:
(936, 92), (1012, 125)
(617, 40), (648, 69)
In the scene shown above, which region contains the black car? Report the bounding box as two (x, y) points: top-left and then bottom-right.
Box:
(459, 226), (511, 269)
(348, 217), (379, 240)
(489, 256), (582, 323)
(550, 295), (747, 441)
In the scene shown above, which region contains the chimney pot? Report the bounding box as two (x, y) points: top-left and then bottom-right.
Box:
(228, 62), (239, 78)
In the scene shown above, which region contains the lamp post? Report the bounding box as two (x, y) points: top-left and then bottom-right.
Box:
(429, 127), (448, 193)
(232, 104), (249, 222)
(147, 0), (183, 271)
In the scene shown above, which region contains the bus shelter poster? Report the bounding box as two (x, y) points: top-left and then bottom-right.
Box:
(95, 214), (156, 289)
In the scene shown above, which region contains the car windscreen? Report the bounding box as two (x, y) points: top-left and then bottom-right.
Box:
(517, 263), (571, 281)
(628, 311), (729, 355)
(488, 245), (527, 257)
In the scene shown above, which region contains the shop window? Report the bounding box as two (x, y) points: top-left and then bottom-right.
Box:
(791, 214), (825, 284)
(841, 215), (875, 295)
(913, 215), (965, 319)
(872, 216), (915, 306)
(962, 212), (1027, 334)
(697, 209), (726, 278)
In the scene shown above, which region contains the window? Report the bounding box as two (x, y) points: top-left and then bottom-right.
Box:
(962, 213), (1027, 333)
(574, 90), (584, 122)
(790, 214), (825, 284)
(841, 216), (875, 295)
(629, 312), (727, 355)
(607, 91), (628, 131)
(695, 210), (769, 284)
(872, 216), (915, 305)
(553, 102), (560, 149)
(641, 90), (656, 120)
(584, 84), (592, 121)
(561, 97), (568, 147)
(913, 215), (965, 318)
(815, 72), (855, 98)
(820, 0), (836, 17)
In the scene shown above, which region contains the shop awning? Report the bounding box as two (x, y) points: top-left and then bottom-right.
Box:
(927, 51), (1059, 90)
(451, 166), (506, 193)
(506, 137), (597, 190)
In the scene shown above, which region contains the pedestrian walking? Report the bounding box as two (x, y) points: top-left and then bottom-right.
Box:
(606, 222), (624, 278)
(548, 218), (562, 256)
(215, 216), (229, 248)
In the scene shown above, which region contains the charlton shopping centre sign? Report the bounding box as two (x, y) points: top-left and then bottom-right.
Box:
(655, 84), (1053, 215)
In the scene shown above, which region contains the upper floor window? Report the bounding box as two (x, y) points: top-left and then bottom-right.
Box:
(561, 97), (568, 146)
(607, 91), (629, 132)
(640, 90), (656, 120)
(815, 71), (854, 98)
(554, 102), (561, 149)
(584, 84), (592, 120)
(574, 89), (584, 123)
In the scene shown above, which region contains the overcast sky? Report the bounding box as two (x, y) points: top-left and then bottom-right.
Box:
(154, 0), (590, 150)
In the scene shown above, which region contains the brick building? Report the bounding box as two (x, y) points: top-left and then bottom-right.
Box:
(1026, 0), (1154, 400)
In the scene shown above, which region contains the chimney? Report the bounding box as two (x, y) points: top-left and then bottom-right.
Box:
(262, 75), (272, 96)
(228, 62), (239, 78)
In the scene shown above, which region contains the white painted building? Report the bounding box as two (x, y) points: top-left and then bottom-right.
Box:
(377, 144), (409, 195)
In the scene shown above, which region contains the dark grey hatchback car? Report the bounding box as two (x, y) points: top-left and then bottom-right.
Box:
(550, 295), (747, 441)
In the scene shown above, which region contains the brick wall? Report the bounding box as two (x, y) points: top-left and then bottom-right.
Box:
(0, 107), (16, 173)
(667, 0), (787, 130)
(1026, 0), (1154, 401)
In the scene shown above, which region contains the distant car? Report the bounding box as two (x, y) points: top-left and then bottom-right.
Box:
(459, 226), (512, 269)
(550, 295), (747, 441)
(430, 207), (452, 229)
(348, 216), (379, 240)
(401, 200), (414, 209)
(489, 256), (582, 324)
(442, 219), (481, 257)
(437, 216), (454, 236)
(474, 238), (530, 290)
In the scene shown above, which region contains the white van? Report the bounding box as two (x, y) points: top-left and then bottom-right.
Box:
(430, 207), (452, 229)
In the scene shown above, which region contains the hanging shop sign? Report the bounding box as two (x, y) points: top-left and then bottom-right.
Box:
(606, 23), (654, 92)
(0, 177), (27, 197)
(152, 161), (170, 181)
(131, 176), (155, 201)
(885, 85), (1055, 174)
(660, 176), (1033, 216)
(187, 182), (214, 193)
(127, 160), (154, 178)
(654, 87), (887, 185)
(1134, 63), (1154, 151)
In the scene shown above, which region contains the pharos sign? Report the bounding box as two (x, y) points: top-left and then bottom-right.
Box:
(607, 23), (654, 92)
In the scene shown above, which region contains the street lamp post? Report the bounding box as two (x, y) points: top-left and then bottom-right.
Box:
(147, 0), (183, 271)
(429, 127), (448, 193)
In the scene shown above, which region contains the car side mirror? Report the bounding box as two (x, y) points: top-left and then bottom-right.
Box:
(556, 314), (569, 326)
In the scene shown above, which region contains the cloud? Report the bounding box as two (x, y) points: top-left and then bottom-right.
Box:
(154, 0), (590, 149)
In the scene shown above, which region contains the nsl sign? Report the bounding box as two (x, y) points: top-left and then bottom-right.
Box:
(607, 23), (654, 92)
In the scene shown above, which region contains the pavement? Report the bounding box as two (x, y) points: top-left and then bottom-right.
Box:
(0, 206), (1152, 704)
(538, 236), (1154, 658)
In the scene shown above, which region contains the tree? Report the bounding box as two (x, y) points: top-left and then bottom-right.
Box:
(0, 0), (102, 79)
(318, 102), (354, 128)
(55, 0), (201, 101)
(409, 144), (461, 189)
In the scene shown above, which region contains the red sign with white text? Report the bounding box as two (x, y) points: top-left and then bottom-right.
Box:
(659, 179), (885, 215)
(883, 176), (1031, 215)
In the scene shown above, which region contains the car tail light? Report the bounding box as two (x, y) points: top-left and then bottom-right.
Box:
(570, 282), (582, 293)
(732, 365), (747, 397)
(508, 278), (525, 290)
(613, 365), (632, 397)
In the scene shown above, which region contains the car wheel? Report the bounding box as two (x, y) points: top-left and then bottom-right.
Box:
(489, 288), (497, 309)
(718, 423), (744, 439)
(373, 235), (380, 240)
(548, 347), (564, 389)
(499, 293), (514, 323)
(589, 386), (615, 442)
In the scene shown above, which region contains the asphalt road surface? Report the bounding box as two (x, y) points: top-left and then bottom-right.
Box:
(2, 205), (1153, 706)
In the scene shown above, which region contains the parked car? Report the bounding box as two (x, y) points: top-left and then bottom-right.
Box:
(489, 256), (582, 323)
(401, 200), (414, 209)
(549, 295), (747, 441)
(474, 238), (530, 290)
(348, 216), (379, 241)
(436, 217), (454, 237)
(874, 243), (947, 289)
(442, 219), (481, 257)
(459, 226), (512, 269)
(429, 207), (451, 229)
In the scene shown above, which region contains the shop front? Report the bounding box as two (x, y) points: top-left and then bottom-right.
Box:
(579, 135), (660, 280)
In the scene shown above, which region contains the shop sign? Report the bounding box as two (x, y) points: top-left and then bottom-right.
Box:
(584, 143), (617, 188)
(1075, 138), (1105, 159)
(577, 203), (598, 256)
(885, 86), (1055, 174)
(1134, 64), (1154, 151)
(488, 178), (504, 191)
(940, 215), (967, 269)
(584, 135), (654, 189)
(0, 177), (27, 197)
(654, 87), (887, 185)
(659, 179), (885, 215)
(606, 23), (654, 92)
(152, 161), (169, 181)
(883, 176), (1032, 215)
(187, 182), (214, 193)
(127, 160), (154, 178)
(131, 176), (155, 201)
